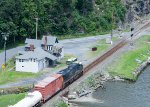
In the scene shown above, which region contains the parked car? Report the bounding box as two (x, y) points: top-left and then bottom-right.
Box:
(66, 57), (77, 65)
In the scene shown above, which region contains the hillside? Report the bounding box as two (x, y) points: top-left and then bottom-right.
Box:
(1, 0), (150, 49)
(123, 0), (150, 22)
(0, 0), (126, 48)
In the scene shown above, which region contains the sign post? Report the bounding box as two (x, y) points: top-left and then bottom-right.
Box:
(2, 64), (5, 70)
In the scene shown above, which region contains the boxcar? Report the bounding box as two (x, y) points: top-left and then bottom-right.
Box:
(34, 74), (63, 102)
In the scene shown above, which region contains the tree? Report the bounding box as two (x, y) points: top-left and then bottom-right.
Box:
(76, 0), (94, 15)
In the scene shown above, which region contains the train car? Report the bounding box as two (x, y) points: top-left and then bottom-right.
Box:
(9, 91), (42, 107)
(34, 74), (63, 102)
(57, 63), (83, 87)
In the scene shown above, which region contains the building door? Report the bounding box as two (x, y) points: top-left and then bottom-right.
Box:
(49, 59), (53, 66)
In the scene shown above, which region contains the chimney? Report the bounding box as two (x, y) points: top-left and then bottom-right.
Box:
(44, 36), (47, 51)
(30, 44), (34, 51)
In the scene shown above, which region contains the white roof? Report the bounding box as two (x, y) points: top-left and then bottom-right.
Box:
(42, 36), (58, 45)
(25, 38), (41, 47)
(16, 48), (57, 61)
(10, 91), (42, 107)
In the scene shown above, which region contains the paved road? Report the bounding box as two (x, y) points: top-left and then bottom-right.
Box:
(0, 33), (122, 68)
(0, 33), (129, 89)
(0, 20), (148, 68)
(0, 46), (24, 68)
(1, 25), (150, 88)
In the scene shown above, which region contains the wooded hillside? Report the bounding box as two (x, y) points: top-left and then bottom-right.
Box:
(0, 0), (125, 48)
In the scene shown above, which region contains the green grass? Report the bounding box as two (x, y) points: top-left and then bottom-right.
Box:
(108, 35), (150, 80)
(86, 37), (118, 59)
(53, 100), (68, 107)
(0, 54), (74, 85)
(0, 57), (41, 85)
(0, 71), (39, 85)
(0, 93), (25, 107)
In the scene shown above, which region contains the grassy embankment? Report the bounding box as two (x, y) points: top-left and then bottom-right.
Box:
(86, 37), (118, 59)
(0, 93), (26, 107)
(53, 100), (68, 107)
(0, 54), (73, 85)
(107, 35), (150, 81)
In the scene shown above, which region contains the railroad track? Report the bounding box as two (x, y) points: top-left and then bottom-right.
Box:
(83, 39), (127, 74)
(43, 20), (150, 107)
(132, 21), (150, 38)
(84, 20), (150, 74)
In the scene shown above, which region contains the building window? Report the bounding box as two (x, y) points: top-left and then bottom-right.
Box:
(50, 46), (52, 50)
(19, 59), (21, 62)
(34, 59), (36, 62)
(22, 66), (24, 67)
(22, 59), (24, 62)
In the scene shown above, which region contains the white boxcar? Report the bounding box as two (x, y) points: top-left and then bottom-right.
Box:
(9, 91), (42, 107)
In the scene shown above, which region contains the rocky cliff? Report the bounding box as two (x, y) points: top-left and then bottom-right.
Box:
(123, 0), (150, 22)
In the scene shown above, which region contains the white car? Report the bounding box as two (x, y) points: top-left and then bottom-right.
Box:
(66, 57), (77, 65)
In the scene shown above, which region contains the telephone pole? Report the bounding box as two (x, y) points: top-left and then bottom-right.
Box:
(35, 18), (39, 40)
(2, 33), (9, 67)
(111, 10), (114, 44)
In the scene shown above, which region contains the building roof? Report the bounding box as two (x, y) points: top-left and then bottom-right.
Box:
(16, 48), (57, 61)
(41, 36), (58, 45)
(25, 36), (58, 47)
(53, 43), (63, 48)
(25, 38), (41, 47)
(18, 51), (28, 55)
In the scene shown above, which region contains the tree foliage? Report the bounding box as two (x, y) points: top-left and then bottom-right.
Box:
(0, 0), (126, 48)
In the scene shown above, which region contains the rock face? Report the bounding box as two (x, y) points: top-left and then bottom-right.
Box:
(123, 0), (150, 22)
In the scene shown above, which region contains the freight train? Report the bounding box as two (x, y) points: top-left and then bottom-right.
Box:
(10, 63), (83, 107)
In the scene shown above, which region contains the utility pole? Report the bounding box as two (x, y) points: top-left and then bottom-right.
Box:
(2, 33), (9, 67)
(111, 10), (114, 44)
(35, 18), (39, 40)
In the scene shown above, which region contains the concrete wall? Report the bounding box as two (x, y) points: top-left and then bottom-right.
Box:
(16, 59), (40, 73)
(38, 59), (44, 71)
(61, 48), (64, 58)
(38, 59), (49, 71)
(16, 58), (50, 73)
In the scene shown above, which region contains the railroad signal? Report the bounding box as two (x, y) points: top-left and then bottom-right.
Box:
(130, 34), (134, 46)
(131, 34), (134, 38)
(2, 64), (5, 69)
(131, 27), (134, 32)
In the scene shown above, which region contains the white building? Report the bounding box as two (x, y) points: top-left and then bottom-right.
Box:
(16, 48), (57, 73)
(15, 36), (63, 73)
